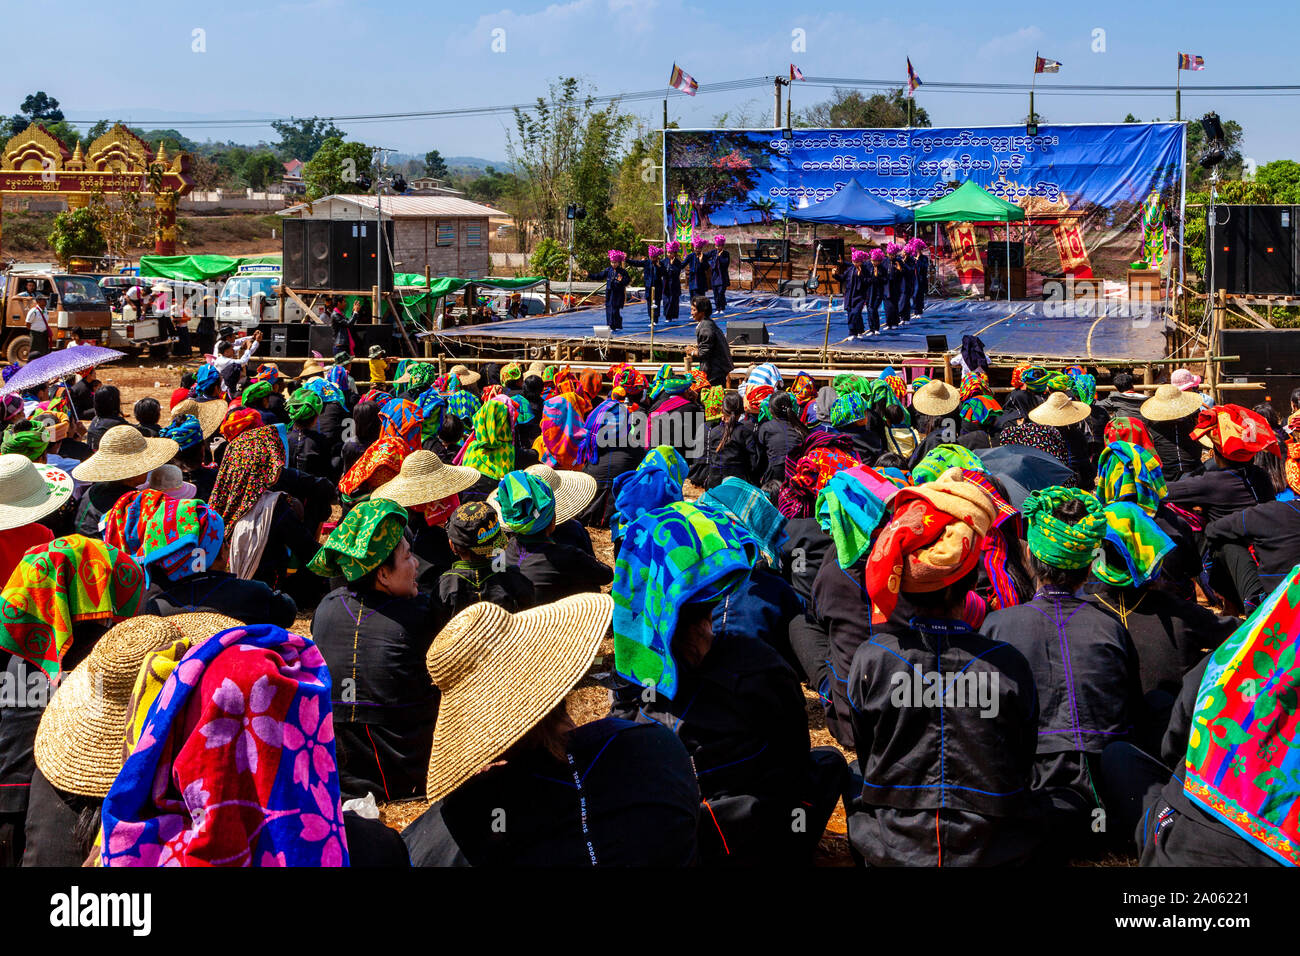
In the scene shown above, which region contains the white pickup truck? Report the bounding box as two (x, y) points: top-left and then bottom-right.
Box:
(217, 265), (306, 329)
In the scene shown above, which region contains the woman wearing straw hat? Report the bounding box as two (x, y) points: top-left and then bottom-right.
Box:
(907, 379), (962, 467)
(70, 425), (179, 538)
(1138, 382), (1207, 482)
(402, 594), (701, 866)
(309, 499), (440, 802)
(982, 487), (1142, 862)
(1028, 391), (1097, 486)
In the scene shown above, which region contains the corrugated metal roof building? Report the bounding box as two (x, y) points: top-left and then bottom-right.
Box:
(278, 194), (502, 278)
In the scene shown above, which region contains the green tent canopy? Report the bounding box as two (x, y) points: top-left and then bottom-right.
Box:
(138, 254), (282, 282)
(911, 181), (1026, 223)
(391, 274), (546, 298)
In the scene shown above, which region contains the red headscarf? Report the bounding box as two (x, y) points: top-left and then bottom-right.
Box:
(1104, 416), (1155, 453)
(1188, 404), (1281, 462)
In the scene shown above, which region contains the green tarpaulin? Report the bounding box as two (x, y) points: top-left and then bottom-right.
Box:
(138, 254), (282, 282)
(391, 274), (545, 297)
(911, 181), (1026, 222)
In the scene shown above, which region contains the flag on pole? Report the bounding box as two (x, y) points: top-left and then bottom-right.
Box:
(790, 63), (805, 82)
(1178, 53), (1205, 71)
(668, 63), (698, 96)
(906, 58), (921, 97)
(1034, 55), (1062, 73)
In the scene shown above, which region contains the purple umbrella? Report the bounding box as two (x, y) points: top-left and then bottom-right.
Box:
(0, 344), (127, 396)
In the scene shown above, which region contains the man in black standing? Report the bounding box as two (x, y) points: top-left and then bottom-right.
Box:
(687, 296), (732, 387)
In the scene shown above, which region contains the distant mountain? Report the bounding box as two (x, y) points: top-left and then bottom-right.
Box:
(445, 156), (508, 172)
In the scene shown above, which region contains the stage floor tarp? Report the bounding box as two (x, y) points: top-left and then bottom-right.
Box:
(436, 293), (1168, 361)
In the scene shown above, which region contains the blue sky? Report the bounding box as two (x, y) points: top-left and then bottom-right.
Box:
(10, 0), (1299, 165)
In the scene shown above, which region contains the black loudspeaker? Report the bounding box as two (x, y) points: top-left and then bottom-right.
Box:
(1220, 329), (1300, 376)
(926, 334), (949, 353)
(984, 242), (1025, 269)
(726, 320), (769, 346)
(355, 221), (395, 293)
(349, 323), (395, 356)
(331, 220), (360, 291)
(1248, 206), (1294, 294)
(306, 221), (332, 288)
(282, 219), (307, 288)
(308, 326), (335, 356)
(813, 237), (845, 263)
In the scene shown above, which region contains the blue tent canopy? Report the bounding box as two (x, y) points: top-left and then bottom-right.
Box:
(788, 177), (914, 226)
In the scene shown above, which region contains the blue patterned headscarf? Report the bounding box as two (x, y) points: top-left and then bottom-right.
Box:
(576, 398), (623, 466)
(301, 377), (347, 408)
(160, 414), (204, 451)
(190, 364), (222, 400)
(444, 389), (481, 423)
(698, 477), (786, 568)
(609, 445), (687, 543)
(829, 392), (870, 428)
(613, 501), (756, 700)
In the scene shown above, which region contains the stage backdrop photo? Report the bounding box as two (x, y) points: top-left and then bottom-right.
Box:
(664, 123), (1186, 296)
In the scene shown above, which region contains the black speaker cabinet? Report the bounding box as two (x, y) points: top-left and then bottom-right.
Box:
(331, 220), (361, 292)
(1220, 329), (1300, 376)
(813, 237), (845, 264)
(349, 323), (395, 356)
(984, 242), (1025, 269)
(282, 219), (307, 288)
(726, 320), (769, 346)
(354, 220), (395, 293)
(306, 221), (332, 289)
(308, 325), (335, 357)
(1248, 205), (1294, 294)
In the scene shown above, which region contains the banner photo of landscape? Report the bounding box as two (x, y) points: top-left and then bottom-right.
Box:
(663, 123), (1186, 295)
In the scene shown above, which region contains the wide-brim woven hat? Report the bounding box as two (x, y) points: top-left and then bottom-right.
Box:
(425, 594), (613, 801)
(71, 425), (179, 483)
(166, 612), (244, 644)
(34, 617), (183, 797)
(170, 397), (228, 439)
(449, 364), (481, 387)
(298, 359), (327, 379)
(911, 380), (961, 417)
(1029, 390), (1092, 427)
(1141, 382), (1203, 422)
(372, 449), (482, 508)
(0, 455), (73, 531)
(488, 463), (598, 526)
(526, 362), (546, 379)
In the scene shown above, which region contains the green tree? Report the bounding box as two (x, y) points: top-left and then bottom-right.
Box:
(48, 206), (106, 267)
(242, 150), (283, 190)
(7, 91), (64, 136)
(424, 150), (449, 179)
(569, 106), (636, 275)
(797, 89), (931, 128)
(303, 137), (377, 199)
(1256, 160), (1300, 204)
(528, 237), (570, 280)
(271, 117), (344, 161)
(611, 123), (670, 245)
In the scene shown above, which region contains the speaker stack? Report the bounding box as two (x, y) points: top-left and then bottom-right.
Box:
(281, 219), (395, 292)
(1206, 205), (1298, 295)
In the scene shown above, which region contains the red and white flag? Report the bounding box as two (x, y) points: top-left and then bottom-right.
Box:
(1034, 55), (1062, 73)
(790, 63), (805, 82)
(668, 63), (698, 96)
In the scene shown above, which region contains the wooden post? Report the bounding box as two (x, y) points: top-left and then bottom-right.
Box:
(277, 285), (285, 322)
(371, 285), (379, 326)
(943, 353), (954, 385)
(545, 279), (551, 315)
(1210, 288), (1226, 403)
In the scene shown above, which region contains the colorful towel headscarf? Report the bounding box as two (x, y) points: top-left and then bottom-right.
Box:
(1092, 502), (1175, 588)
(241, 381), (272, 406)
(610, 446), (687, 543)
(815, 468), (889, 568)
(360, 388), (394, 407)
(960, 394), (1002, 425)
(338, 436), (407, 499)
(101, 623), (348, 867)
(378, 398), (423, 455)
(1183, 566), (1300, 865)
(791, 372), (817, 408)
(1019, 366), (1051, 393)
(103, 489), (170, 557)
(1105, 416), (1155, 452)
(864, 473), (996, 619)
(699, 477), (787, 568)
(251, 363), (280, 384)
(287, 389), (324, 426)
(402, 363), (438, 393)
(325, 360), (351, 390)
(576, 398), (622, 466)
(501, 363), (522, 385)
(832, 373), (869, 397)
(647, 365), (693, 404)
(1189, 404), (1282, 462)
(960, 370), (991, 402)
(829, 392), (870, 428)
(496, 470), (557, 537)
(190, 364), (222, 401)
(210, 425), (287, 525)
(139, 498), (225, 584)
(444, 389), (481, 423)
(1286, 430), (1300, 496)
(220, 407), (263, 443)
(778, 432), (862, 519)
(462, 401), (515, 480)
(160, 414), (204, 451)
(0, 536), (146, 683)
(536, 394), (587, 470)
(912, 443), (985, 484)
(1096, 441), (1167, 516)
(700, 386), (724, 422)
(613, 501), (756, 700)
(1, 421), (48, 460)
(1068, 370), (1097, 405)
(997, 419), (1069, 464)
(610, 364), (648, 403)
(417, 388), (447, 440)
(745, 363), (783, 392)
(301, 377), (347, 409)
(960, 468), (1023, 611)
(309, 498), (408, 581)
(1023, 486), (1106, 570)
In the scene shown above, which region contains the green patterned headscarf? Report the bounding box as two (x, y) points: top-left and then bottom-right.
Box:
(911, 443), (985, 484)
(287, 389), (323, 426)
(1092, 502), (1176, 588)
(2, 421), (48, 461)
(1096, 441), (1166, 516)
(829, 392), (870, 428)
(1043, 371), (1074, 394)
(308, 498), (408, 582)
(496, 470), (556, 536)
(462, 401), (515, 480)
(833, 373), (869, 397)
(242, 380), (273, 405)
(403, 363), (438, 392)
(1023, 486), (1106, 570)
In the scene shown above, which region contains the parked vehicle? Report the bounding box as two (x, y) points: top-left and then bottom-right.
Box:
(0, 271), (113, 362)
(217, 264), (305, 328)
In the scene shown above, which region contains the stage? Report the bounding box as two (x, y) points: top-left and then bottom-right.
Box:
(432, 292), (1171, 365)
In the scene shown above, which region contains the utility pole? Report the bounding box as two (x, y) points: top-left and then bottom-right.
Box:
(774, 76), (783, 129)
